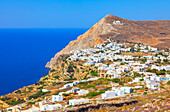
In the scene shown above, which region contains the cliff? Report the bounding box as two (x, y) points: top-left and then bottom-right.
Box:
(46, 15), (170, 68)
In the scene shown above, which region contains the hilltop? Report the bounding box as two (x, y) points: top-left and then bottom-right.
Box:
(46, 15), (170, 68)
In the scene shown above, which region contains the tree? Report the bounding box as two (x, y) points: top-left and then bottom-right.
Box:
(54, 76), (60, 79)
(90, 70), (98, 77)
(67, 65), (74, 73)
(77, 69), (79, 73)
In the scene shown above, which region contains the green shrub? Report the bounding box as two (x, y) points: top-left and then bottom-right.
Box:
(140, 79), (144, 81)
(64, 78), (77, 81)
(67, 65), (74, 73)
(112, 78), (120, 83)
(132, 91), (137, 93)
(43, 77), (48, 81)
(62, 93), (68, 96)
(28, 87), (34, 91)
(90, 70), (98, 77)
(86, 92), (98, 97)
(50, 69), (55, 72)
(7, 98), (25, 105)
(68, 105), (72, 107)
(146, 69), (151, 72)
(156, 71), (165, 75)
(1, 97), (11, 101)
(37, 86), (43, 90)
(99, 90), (105, 94)
(52, 82), (61, 86)
(119, 82), (124, 86)
(67, 97), (73, 100)
(143, 92), (147, 95)
(53, 92), (60, 95)
(167, 81), (170, 85)
(15, 90), (21, 94)
(28, 91), (48, 100)
(144, 87), (148, 89)
(27, 101), (35, 105)
(54, 76), (60, 79)
(161, 86), (165, 89)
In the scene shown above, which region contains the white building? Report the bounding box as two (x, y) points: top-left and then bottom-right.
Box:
(132, 77), (142, 82)
(42, 89), (50, 92)
(69, 99), (89, 105)
(115, 89), (125, 96)
(113, 20), (123, 25)
(144, 76), (162, 83)
(101, 91), (116, 99)
(133, 86), (143, 89)
(40, 104), (62, 111)
(146, 83), (160, 90)
(52, 95), (63, 102)
(120, 87), (132, 94)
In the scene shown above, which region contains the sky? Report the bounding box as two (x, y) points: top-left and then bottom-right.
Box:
(0, 0), (170, 28)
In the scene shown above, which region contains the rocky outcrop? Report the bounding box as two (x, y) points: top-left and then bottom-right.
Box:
(46, 15), (170, 68)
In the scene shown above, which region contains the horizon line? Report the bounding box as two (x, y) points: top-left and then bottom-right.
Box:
(0, 27), (89, 29)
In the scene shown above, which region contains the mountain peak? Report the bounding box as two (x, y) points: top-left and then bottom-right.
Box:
(46, 15), (170, 68)
(102, 15), (126, 24)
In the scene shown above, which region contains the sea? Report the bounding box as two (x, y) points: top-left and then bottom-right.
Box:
(0, 28), (87, 95)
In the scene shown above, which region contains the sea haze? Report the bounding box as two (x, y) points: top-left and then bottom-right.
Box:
(0, 28), (87, 95)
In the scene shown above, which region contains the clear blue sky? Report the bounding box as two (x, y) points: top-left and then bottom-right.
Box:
(0, 0), (170, 28)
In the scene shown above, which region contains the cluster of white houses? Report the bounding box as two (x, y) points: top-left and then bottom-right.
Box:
(151, 65), (170, 71)
(101, 87), (132, 99)
(5, 42), (169, 112)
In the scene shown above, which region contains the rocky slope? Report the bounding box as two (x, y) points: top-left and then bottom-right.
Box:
(46, 15), (170, 68)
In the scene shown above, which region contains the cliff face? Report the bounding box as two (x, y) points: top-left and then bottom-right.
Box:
(46, 15), (170, 68)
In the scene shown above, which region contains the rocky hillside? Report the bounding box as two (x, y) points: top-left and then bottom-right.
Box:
(46, 15), (170, 68)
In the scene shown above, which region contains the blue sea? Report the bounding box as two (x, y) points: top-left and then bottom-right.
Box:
(0, 28), (87, 95)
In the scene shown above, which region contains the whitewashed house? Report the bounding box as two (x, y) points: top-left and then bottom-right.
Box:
(107, 70), (121, 79)
(144, 76), (162, 83)
(120, 87), (132, 94)
(40, 104), (49, 111)
(115, 89), (125, 96)
(49, 104), (62, 110)
(113, 20), (123, 25)
(133, 86), (143, 89)
(132, 77), (142, 82)
(146, 83), (160, 90)
(101, 91), (116, 99)
(40, 104), (62, 111)
(52, 95), (63, 102)
(69, 99), (89, 105)
(42, 89), (50, 92)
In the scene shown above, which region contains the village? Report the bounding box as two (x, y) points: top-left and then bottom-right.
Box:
(1, 40), (170, 112)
